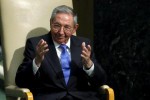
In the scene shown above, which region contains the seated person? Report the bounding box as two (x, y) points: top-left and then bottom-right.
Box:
(15, 5), (106, 100)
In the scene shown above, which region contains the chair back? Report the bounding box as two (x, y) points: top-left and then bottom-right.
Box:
(1, 0), (73, 87)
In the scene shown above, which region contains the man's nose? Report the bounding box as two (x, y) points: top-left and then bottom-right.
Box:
(59, 27), (64, 34)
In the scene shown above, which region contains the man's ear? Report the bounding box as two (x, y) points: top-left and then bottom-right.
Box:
(50, 19), (52, 25)
(72, 24), (79, 34)
(50, 20), (52, 29)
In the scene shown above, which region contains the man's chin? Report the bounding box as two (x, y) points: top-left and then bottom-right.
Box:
(55, 39), (66, 44)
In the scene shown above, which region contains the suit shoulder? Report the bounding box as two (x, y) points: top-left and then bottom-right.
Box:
(27, 33), (48, 41)
(71, 35), (92, 46)
(72, 35), (90, 42)
(25, 33), (51, 47)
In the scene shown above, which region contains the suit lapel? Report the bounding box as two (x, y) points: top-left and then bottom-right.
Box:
(67, 36), (83, 87)
(43, 34), (66, 86)
(70, 37), (82, 65)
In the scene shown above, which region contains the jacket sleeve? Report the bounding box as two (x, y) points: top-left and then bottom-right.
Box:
(15, 38), (39, 89)
(85, 39), (107, 88)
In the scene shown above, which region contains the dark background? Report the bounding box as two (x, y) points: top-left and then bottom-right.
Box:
(94, 0), (150, 100)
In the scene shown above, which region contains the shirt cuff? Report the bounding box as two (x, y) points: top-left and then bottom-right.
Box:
(83, 64), (94, 77)
(33, 59), (40, 74)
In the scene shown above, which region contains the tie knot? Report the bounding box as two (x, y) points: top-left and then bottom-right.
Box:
(59, 44), (67, 51)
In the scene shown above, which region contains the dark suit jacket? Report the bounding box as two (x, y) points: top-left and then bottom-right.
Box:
(15, 32), (106, 100)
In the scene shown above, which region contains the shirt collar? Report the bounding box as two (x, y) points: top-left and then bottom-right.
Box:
(53, 38), (71, 49)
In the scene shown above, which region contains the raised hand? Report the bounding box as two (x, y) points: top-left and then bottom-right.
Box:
(81, 42), (93, 69)
(35, 39), (49, 67)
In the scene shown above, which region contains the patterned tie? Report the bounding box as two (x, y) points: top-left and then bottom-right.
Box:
(59, 44), (71, 84)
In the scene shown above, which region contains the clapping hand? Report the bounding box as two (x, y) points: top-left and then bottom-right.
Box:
(81, 42), (93, 69)
(35, 39), (49, 67)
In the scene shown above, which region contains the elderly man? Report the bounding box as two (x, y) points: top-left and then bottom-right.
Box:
(15, 5), (106, 100)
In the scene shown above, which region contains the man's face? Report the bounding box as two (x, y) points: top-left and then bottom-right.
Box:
(50, 13), (78, 44)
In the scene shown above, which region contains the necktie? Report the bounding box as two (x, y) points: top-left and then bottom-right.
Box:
(59, 44), (71, 84)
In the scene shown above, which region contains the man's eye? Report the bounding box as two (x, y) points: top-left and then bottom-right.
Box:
(64, 26), (71, 29)
(54, 24), (60, 27)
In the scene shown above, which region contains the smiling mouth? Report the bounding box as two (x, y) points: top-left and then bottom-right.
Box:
(57, 37), (65, 39)
(56, 35), (66, 39)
